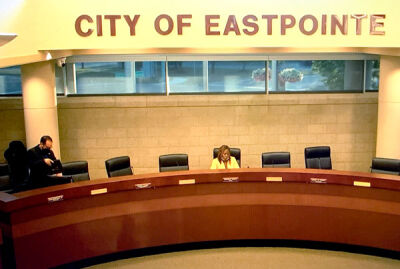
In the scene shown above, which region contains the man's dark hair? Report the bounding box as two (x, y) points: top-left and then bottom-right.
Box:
(40, 135), (53, 144)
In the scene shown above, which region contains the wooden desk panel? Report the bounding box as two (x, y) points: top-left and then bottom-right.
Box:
(0, 169), (400, 268)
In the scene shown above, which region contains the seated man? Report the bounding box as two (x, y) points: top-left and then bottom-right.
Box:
(210, 145), (240, 169)
(27, 135), (69, 188)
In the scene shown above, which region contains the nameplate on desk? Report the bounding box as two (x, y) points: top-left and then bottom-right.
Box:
(223, 177), (239, 183)
(266, 177), (283, 182)
(91, 188), (108, 195)
(354, 181), (371, 187)
(135, 183), (152, 189)
(47, 195), (64, 203)
(179, 179), (195, 185)
(310, 178), (327, 184)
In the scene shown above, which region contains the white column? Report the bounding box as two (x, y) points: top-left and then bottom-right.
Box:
(376, 56), (400, 159)
(21, 61), (61, 159)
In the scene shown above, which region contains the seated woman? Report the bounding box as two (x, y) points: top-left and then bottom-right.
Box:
(210, 145), (240, 169)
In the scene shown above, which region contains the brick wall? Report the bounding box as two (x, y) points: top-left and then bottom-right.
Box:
(0, 99), (25, 162)
(0, 94), (378, 179)
(56, 93), (378, 179)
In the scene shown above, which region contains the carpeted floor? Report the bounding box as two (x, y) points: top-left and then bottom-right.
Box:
(85, 247), (400, 269)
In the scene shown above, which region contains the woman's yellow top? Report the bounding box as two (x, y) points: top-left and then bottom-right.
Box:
(210, 156), (240, 169)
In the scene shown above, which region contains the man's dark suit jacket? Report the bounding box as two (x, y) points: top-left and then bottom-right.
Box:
(27, 144), (56, 188)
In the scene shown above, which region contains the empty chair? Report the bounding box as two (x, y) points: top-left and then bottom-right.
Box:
(159, 154), (189, 172)
(304, 146), (332, 170)
(213, 147), (241, 167)
(62, 161), (90, 182)
(0, 163), (12, 192)
(262, 152), (291, 168)
(105, 156), (133, 178)
(371, 157), (400, 175)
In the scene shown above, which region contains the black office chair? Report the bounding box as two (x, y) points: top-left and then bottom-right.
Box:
(304, 146), (332, 170)
(4, 140), (30, 192)
(159, 154), (189, 172)
(62, 161), (90, 182)
(262, 152), (291, 168)
(371, 157), (400, 175)
(0, 163), (12, 192)
(213, 148), (241, 167)
(105, 156), (133, 178)
(40, 175), (73, 188)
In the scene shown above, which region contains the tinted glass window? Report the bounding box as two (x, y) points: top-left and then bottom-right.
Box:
(208, 61), (265, 93)
(0, 66), (21, 95)
(168, 61), (204, 93)
(269, 60), (364, 92)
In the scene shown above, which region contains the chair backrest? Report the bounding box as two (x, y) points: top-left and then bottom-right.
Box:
(62, 161), (90, 182)
(213, 148), (241, 167)
(44, 175), (73, 187)
(371, 157), (400, 175)
(105, 156), (133, 178)
(262, 152), (291, 168)
(159, 154), (189, 172)
(304, 146), (332, 169)
(3, 140), (30, 191)
(0, 163), (11, 191)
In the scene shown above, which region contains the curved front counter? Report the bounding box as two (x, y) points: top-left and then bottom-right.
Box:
(1, 168), (400, 268)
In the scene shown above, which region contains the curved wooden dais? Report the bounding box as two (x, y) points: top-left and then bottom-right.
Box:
(0, 168), (400, 268)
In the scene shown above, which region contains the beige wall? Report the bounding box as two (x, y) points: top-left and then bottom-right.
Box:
(56, 93), (378, 179)
(2, 0), (400, 68)
(0, 99), (25, 162)
(0, 94), (379, 178)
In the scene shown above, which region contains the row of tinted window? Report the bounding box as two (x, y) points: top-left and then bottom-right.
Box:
(72, 60), (379, 94)
(0, 60), (380, 95)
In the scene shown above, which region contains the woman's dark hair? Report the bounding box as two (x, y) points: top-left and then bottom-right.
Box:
(217, 145), (231, 163)
(40, 135), (53, 144)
